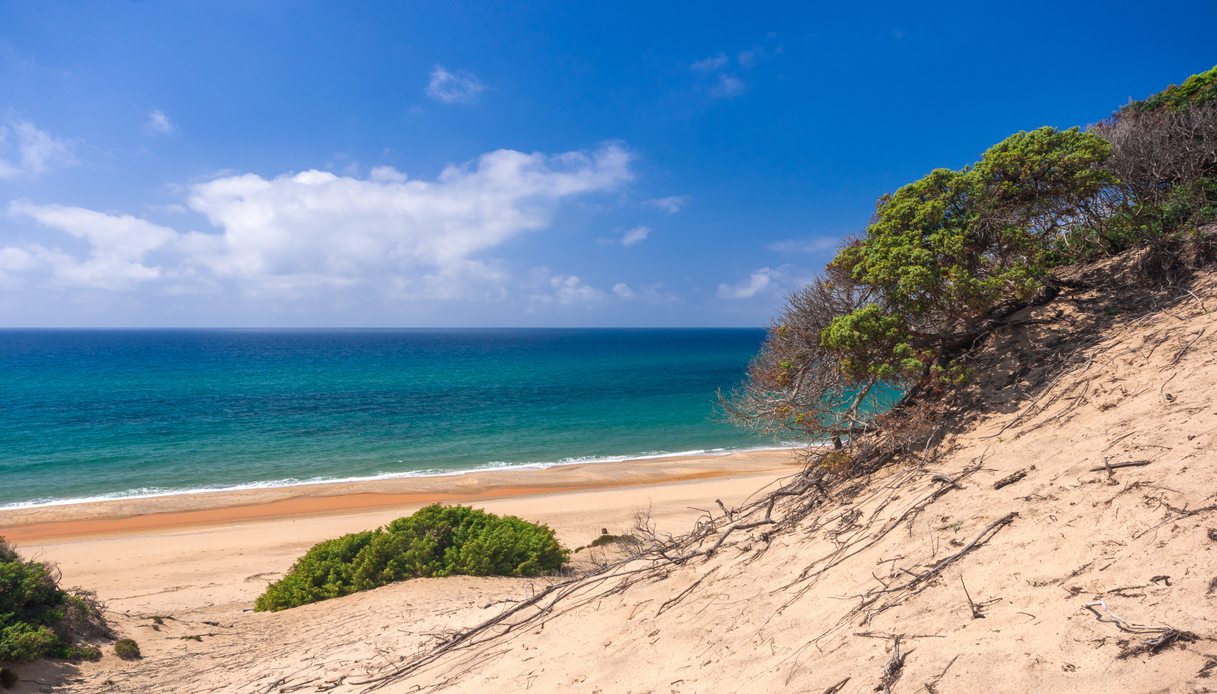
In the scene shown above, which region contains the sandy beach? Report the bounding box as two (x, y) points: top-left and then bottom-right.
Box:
(0, 448), (802, 620)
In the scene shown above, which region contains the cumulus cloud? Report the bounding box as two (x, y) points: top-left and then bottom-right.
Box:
(765, 236), (841, 254)
(526, 271), (604, 307)
(7, 201), (177, 289)
(183, 144), (630, 294)
(0, 144), (633, 301)
(644, 195), (690, 214)
(426, 66), (486, 104)
(550, 274), (602, 304)
(716, 265), (804, 300)
(145, 109), (175, 135)
(0, 118), (75, 179)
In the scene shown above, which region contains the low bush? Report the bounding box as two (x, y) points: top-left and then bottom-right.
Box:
(0, 537), (108, 664)
(256, 505), (568, 611)
(114, 638), (141, 660)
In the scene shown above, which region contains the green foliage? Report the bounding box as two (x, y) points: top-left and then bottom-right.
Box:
(826, 127), (1111, 381)
(0, 624), (58, 663)
(833, 168), (977, 318)
(256, 531), (377, 609)
(1138, 65), (1217, 111)
(114, 638), (141, 660)
(820, 304), (919, 380)
(54, 644), (101, 662)
(729, 65), (1215, 454)
(0, 538), (106, 664)
(256, 505), (568, 612)
(972, 127), (1114, 241)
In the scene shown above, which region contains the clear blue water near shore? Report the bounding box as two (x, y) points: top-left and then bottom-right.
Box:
(0, 329), (778, 509)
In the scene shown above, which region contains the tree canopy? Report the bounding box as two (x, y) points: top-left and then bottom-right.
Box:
(725, 65), (1217, 464)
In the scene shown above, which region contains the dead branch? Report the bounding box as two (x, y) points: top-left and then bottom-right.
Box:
(876, 635), (912, 694)
(993, 469), (1028, 489)
(921, 654), (960, 694)
(960, 576), (984, 619)
(1165, 328), (1207, 369)
(1082, 600), (1197, 657)
(1087, 460), (1151, 472)
(823, 677), (851, 694)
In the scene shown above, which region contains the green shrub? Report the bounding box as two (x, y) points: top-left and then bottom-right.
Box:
(0, 624), (58, 662)
(1138, 65), (1217, 111)
(256, 505), (568, 612)
(0, 537), (106, 664)
(114, 638), (141, 660)
(54, 644), (101, 662)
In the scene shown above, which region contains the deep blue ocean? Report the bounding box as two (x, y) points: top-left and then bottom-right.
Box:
(0, 329), (776, 508)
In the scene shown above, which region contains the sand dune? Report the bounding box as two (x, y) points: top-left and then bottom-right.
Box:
(5, 269), (1217, 693)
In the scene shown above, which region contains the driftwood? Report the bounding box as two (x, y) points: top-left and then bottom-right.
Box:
(1082, 600), (1196, 657)
(993, 469), (1028, 489)
(876, 635), (912, 694)
(1087, 460), (1152, 472)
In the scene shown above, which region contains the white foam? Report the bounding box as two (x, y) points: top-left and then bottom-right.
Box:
(0, 443), (807, 511)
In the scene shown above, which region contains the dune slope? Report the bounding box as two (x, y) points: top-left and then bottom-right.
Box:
(49, 264), (1217, 693)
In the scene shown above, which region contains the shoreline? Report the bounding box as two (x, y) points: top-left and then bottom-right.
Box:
(0, 447), (804, 543)
(0, 443), (798, 512)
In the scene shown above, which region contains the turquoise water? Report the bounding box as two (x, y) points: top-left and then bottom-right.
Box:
(0, 329), (775, 508)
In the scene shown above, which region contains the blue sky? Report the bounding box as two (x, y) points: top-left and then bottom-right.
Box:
(0, 1), (1214, 327)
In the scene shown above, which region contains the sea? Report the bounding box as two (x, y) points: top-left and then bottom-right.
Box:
(0, 329), (781, 509)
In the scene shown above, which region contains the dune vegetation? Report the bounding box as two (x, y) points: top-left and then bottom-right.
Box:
(724, 64), (1217, 468)
(255, 504), (568, 611)
(0, 537), (113, 681)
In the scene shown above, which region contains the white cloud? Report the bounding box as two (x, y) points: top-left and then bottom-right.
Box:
(716, 265), (804, 300)
(7, 201), (177, 289)
(598, 225), (651, 248)
(644, 195), (690, 214)
(145, 109), (175, 135)
(691, 38), (781, 100)
(709, 74), (746, 99)
(765, 236), (841, 254)
(0, 246), (35, 288)
(612, 281), (680, 304)
(0, 118), (75, 179)
(621, 226), (650, 247)
(550, 274), (602, 305)
(0, 144), (633, 301)
(691, 53), (729, 72)
(390, 259), (510, 302)
(368, 165), (407, 183)
(426, 66), (486, 104)
(184, 144), (630, 296)
(527, 271), (604, 307)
